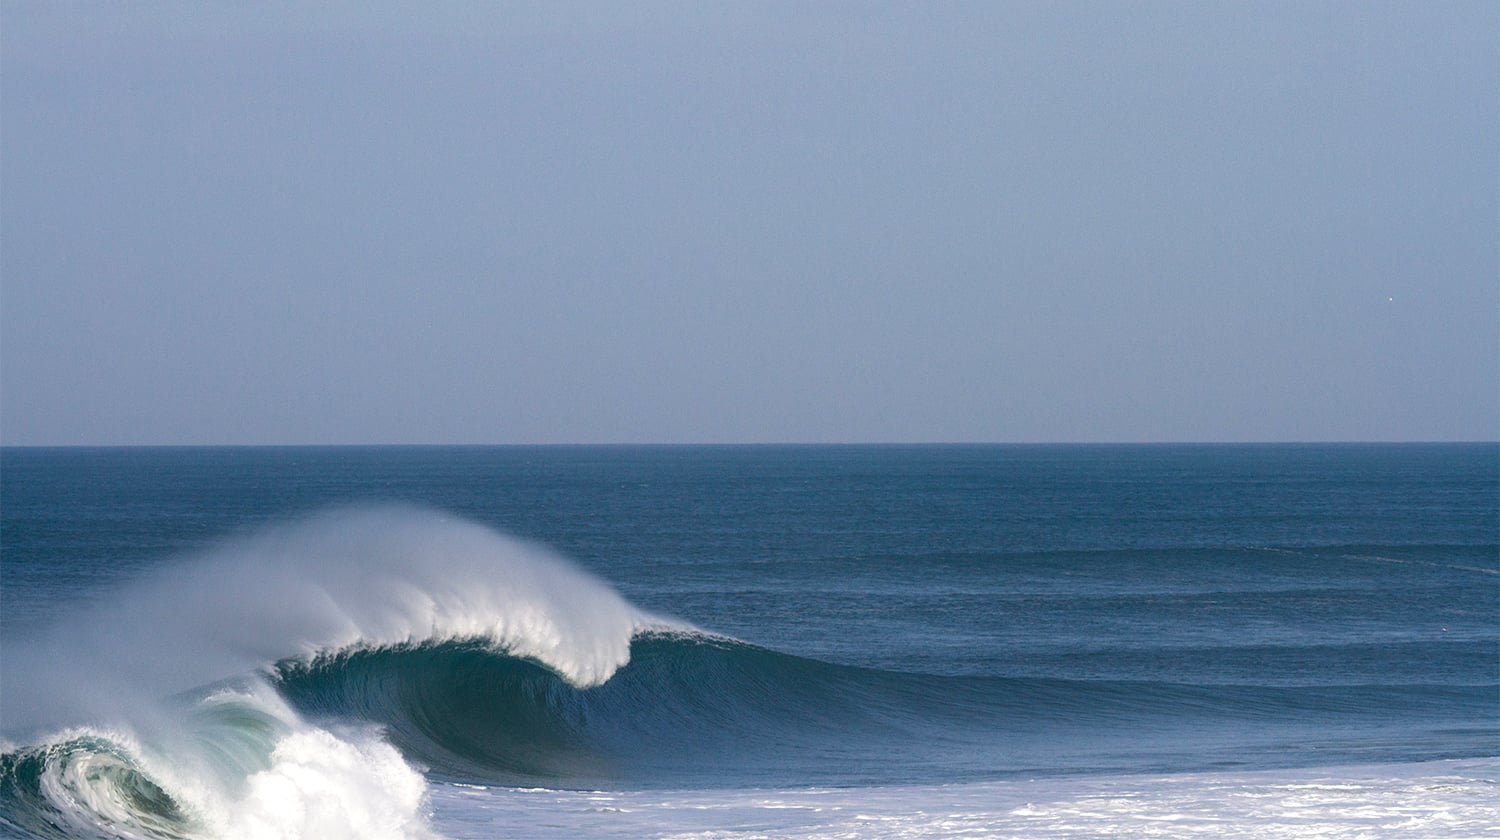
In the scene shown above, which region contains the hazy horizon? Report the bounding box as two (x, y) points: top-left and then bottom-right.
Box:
(2, 440), (1496, 450)
(3, 2), (1496, 446)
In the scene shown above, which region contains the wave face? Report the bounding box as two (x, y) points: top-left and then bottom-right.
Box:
(272, 631), (1497, 790)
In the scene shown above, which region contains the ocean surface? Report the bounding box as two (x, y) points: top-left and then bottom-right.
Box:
(1, 443), (1496, 839)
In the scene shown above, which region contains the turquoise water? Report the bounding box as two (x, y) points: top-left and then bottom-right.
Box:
(1, 444), (1496, 837)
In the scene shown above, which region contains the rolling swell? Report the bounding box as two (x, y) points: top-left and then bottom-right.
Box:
(270, 631), (1497, 788)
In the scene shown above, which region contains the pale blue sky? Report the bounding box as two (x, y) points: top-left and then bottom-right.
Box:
(2, 1), (1495, 444)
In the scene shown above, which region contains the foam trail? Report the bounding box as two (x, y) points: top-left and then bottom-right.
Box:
(2, 505), (674, 734)
(429, 759), (1500, 839)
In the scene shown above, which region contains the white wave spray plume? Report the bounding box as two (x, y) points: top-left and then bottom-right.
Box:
(1, 505), (679, 839)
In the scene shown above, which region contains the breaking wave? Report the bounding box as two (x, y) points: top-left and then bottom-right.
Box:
(2, 507), (1493, 838)
(0, 507), (668, 839)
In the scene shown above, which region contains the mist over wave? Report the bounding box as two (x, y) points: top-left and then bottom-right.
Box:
(0, 506), (680, 839)
(2, 506), (674, 734)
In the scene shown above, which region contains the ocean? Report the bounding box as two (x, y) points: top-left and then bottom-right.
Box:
(1, 443), (1495, 838)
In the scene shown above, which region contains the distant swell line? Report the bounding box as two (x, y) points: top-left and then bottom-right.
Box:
(1254, 546), (1500, 576)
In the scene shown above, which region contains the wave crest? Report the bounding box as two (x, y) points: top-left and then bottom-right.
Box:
(3, 506), (677, 735)
(0, 507), (669, 837)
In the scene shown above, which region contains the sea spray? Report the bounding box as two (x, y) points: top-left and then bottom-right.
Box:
(2, 506), (675, 734)
(0, 506), (681, 838)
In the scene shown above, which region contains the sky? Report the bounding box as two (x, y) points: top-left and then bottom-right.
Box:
(1, 1), (1495, 445)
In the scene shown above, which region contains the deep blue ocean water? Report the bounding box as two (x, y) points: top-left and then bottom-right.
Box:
(1, 444), (1496, 838)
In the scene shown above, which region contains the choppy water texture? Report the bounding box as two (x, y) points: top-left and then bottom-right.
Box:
(1, 444), (1496, 838)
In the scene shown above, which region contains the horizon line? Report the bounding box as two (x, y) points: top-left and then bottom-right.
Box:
(1, 440), (1496, 450)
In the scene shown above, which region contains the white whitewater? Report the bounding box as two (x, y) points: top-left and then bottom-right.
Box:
(13, 683), (438, 840)
(432, 759), (1500, 839)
